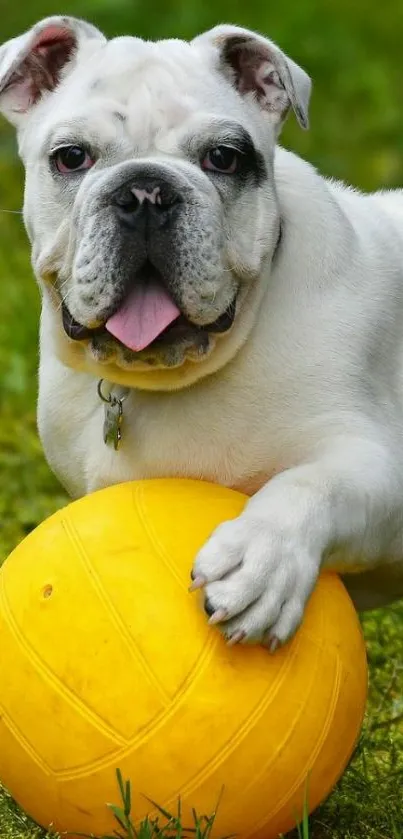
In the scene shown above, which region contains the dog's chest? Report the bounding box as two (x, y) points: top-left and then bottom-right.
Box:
(38, 361), (288, 499)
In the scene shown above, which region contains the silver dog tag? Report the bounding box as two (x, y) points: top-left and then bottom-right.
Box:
(97, 379), (129, 451)
(103, 397), (123, 450)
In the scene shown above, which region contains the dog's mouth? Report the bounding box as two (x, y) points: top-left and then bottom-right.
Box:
(61, 274), (237, 352)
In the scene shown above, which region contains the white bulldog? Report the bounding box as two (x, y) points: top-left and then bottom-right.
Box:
(2, 16), (403, 650)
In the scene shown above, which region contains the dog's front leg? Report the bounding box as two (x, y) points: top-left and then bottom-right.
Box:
(191, 436), (402, 648)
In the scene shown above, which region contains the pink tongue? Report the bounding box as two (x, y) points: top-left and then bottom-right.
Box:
(105, 281), (181, 351)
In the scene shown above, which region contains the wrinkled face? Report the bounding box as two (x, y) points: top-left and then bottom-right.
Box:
(2, 21), (309, 389)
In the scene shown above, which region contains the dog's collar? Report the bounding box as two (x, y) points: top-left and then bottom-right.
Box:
(98, 220), (283, 450)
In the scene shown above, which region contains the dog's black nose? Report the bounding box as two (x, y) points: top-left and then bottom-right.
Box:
(113, 177), (181, 228)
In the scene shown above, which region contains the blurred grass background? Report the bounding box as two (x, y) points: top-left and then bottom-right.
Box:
(0, 0), (403, 837)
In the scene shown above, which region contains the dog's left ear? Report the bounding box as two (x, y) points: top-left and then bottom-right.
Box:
(192, 25), (311, 130)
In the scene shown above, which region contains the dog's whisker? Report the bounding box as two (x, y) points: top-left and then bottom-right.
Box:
(58, 279), (70, 295)
(54, 287), (70, 315)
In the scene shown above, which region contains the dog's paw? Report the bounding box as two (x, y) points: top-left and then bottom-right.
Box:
(191, 513), (320, 648)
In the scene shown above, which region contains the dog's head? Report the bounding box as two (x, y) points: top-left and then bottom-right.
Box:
(0, 17), (310, 389)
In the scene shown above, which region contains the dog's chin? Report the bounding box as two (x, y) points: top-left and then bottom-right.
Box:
(87, 325), (215, 370)
(61, 299), (236, 371)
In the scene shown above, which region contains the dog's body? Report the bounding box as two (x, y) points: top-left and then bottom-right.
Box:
(2, 16), (403, 648)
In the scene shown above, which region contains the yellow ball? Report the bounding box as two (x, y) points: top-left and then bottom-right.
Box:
(0, 479), (367, 839)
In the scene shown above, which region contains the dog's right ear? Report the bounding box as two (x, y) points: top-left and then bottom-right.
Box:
(0, 16), (106, 127)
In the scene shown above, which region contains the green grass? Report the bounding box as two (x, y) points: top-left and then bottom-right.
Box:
(106, 770), (229, 839)
(0, 0), (403, 836)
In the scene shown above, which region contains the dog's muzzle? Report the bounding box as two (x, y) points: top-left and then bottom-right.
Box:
(61, 165), (237, 352)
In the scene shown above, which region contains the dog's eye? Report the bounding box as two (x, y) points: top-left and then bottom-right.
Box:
(201, 146), (238, 174)
(52, 145), (94, 174)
